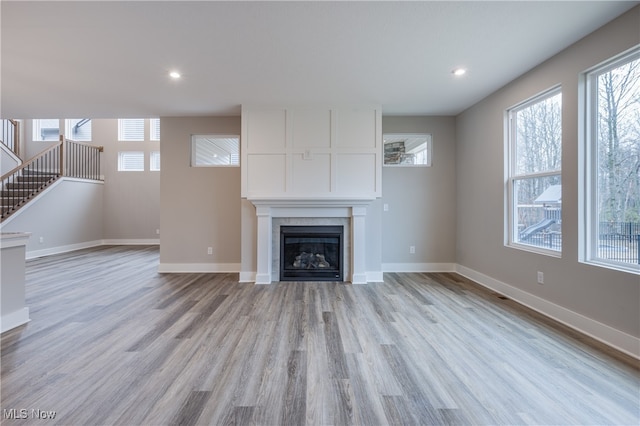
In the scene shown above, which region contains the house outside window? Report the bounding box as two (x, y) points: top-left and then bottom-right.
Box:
(507, 87), (562, 254)
(32, 119), (60, 141)
(582, 47), (640, 273)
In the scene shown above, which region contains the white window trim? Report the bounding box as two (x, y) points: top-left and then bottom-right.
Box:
(580, 46), (640, 274)
(505, 86), (562, 257)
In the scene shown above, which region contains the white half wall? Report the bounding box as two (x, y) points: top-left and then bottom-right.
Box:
(0, 178), (104, 255)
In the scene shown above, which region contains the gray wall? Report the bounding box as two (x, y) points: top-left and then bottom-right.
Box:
(161, 115), (458, 277)
(160, 116), (241, 268)
(96, 119), (160, 241)
(381, 116), (457, 268)
(455, 8), (639, 339)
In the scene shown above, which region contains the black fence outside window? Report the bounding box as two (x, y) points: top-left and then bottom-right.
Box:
(598, 222), (640, 265)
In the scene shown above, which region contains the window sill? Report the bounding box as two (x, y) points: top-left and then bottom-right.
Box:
(506, 242), (562, 258)
(581, 259), (640, 275)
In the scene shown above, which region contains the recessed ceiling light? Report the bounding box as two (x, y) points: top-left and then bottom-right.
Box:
(452, 68), (467, 76)
(169, 71), (181, 79)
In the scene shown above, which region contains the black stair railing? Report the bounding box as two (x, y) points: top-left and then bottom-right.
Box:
(1, 136), (103, 221)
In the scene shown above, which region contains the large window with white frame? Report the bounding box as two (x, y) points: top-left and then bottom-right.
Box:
(583, 46), (640, 273)
(507, 87), (562, 254)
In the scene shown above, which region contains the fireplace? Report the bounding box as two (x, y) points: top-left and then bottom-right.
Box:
(250, 199), (371, 284)
(280, 225), (344, 281)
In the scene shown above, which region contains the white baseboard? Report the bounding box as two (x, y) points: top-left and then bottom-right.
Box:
(254, 273), (272, 284)
(26, 239), (159, 259)
(158, 263), (240, 273)
(456, 264), (640, 360)
(239, 271), (257, 283)
(382, 262), (456, 273)
(1, 308), (30, 333)
(366, 271), (384, 282)
(26, 240), (104, 259)
(102, 239), (160, 245)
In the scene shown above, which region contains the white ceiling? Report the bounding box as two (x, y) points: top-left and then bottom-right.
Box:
(1, 1), (637, 118)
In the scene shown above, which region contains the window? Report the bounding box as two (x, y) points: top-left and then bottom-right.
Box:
(33, 119), (60, 141)
(65, 119), (91, 141)
(383, 134), (432, 166)
(150, 151), (161, 171)
(583, 47), (640, 272)
(118, 119), (145, 141)
(191, 135), (239, 167)
(118, 152), (144, 171)
(507, 87), (562, 254)
(150, 118), (160, 141)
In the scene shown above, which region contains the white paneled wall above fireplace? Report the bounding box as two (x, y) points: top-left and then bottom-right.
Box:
(241, 105), (382, 200)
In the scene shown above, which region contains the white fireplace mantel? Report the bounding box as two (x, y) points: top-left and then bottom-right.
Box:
(249, 198), (373, 284)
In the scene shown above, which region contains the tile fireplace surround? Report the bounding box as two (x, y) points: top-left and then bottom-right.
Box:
(250, 199), (373, 284)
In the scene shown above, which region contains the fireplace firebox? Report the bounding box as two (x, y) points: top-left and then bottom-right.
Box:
(280, 225), (344, 281)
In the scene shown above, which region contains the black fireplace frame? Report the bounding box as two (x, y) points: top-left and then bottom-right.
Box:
(279, 225), (344, 282)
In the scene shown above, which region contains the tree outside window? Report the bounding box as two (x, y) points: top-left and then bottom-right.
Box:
(507, 88), (562, 253)
(585, 48), (640, 271)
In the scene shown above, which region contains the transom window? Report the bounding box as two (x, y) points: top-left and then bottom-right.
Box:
(65, 119), (91, 141)
(150, 151), (161, 171)
(118, 151), (144, 171)
(118, 119), (145, 141)
(32, 119), (60, 141)
(191, 135), (239, 167)
(383, 134), (432, 166)
(150, 118), (160, 141)
(507, 87), (562, 254)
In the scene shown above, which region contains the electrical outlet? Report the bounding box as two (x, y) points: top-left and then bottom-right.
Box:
(410, 246), (415, 254)
(383, 203), (389, 212)
(39, 236), (44, 244)
(537, 271), (544, 284)
(207, 247), (213, 255)
(156, 229), (160, 235)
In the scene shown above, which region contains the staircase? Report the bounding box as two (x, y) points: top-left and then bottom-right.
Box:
(1, 170), (59, 219)
(1, 132), (103, 222)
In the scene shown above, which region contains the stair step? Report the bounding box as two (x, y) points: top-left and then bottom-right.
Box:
(17, 176), (57, 183)
(5, 181), (52, 189)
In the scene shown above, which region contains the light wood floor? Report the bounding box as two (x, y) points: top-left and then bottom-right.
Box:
(1, 245), (638, 425)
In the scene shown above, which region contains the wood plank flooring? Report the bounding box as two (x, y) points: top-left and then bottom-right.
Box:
(1, 245), (638, 425)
